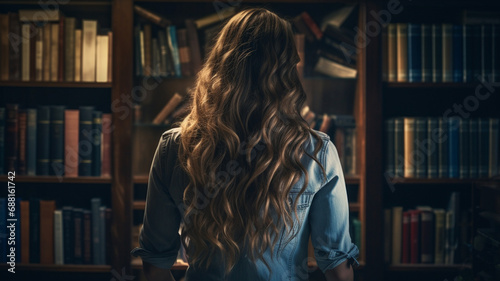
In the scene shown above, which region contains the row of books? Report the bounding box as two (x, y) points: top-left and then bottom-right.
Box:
(385, 117), (499, 179)
(133, 5), (236, 77)
(0, 198), (111, 265)
(384, 23), (500, 83)
(302, 107), (357, 176)
(134, 92), (189, 125)
(0, 10), (112, 82)
(385, 192), (469, 265)
(0, 105), (112, 177)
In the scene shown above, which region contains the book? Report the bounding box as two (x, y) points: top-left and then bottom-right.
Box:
(64, 17), (76, 82)
(26, 109), (37, 176)
(0, 14), (9, 80)
(441, 24), (453, 82)
(472, 25), (482, 80)
(21, 24), (30, 81)
(6, 104), (19, 172)
(73, 208), (84, 264)
(410, 210), (421, 263)
(20, 200), (30, 263)
(57, 16), (64, 82)
(395, 118), (404, 177)
(432, 24), (442, 82)
(494, 24), (500, 82)
(391, 206), (403, 264)
(62, 206), (74, 264)
(50, 23), (59, 81)
(50, 106), (65, 176)
(157, 31), (168, 76)
(101, 113), (112, 177)
(195, 7), (236, 29)
(481, 24), (493, 80)
(415, 118), (427, 178)
(54, 210), (64, 265)
(434, 209), (446, 264)
(396, 23), (408, 82)
(74, 29), (82, 82)
(168, 26), (181, 77)
(82, 20), (97, 82)
(447, 117), (459, 178)
(445, 192), (460, 264)
(92, 111), (102, 177)
(438, 119), (449, 178)
(402, 211), (411, 263)
(143, 24), (152, 76)
(91, 198), (102, 264)
(427, 118), (438, 178)
(36, 106), (50, 175)
(35, 26), (43, 81)
(133, 5), (171, 28)
(459, 119), (470, 179)
(387, 24), (397, 82)
(18, 110), (27, 175)
(420, 210), (434, 263)
(408, 23), (422, 82)
(96, 34), (109, 82)
(83, 209), (92, 264)
(19, 9), (60, 22)
(65, 110), (79, 177)
(152, 93), (183, 124)
(42, 23), (51, 81)
(185, 19), (202, 75)
(134, 25), (143, 76)
(79, 106), (94, 176)
(29, 198), (40, 263)
(478, 118), (489, 177)
(40, 200), (56, 264)
(403, 117), (415, 178)
(384, 209), (392, 264)
(314, 56), (357, 78)
(99, 206), (107, 264)
(469, 119), (479, 178)
(489, 118), (499, 177)
(9, 13), (21, 81)
(452, 25), (463, 82)
(107, 31), (113, 82)
(463, 25), (473, 82)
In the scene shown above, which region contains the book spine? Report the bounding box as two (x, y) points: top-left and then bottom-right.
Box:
(396, 23), (408, 82)
(58, 16), (64, 82)
(26, 108), (37, 176)
(0, 15), (9, 81)
(18, 110), (27, 175)
(50, 106), (65, 176)
(42, 24), (51, 81)
(74, 29), (82, 82)
(29, 199), (40, 263)
(82, 20), (97, 82)
(101, 114), (112, 177)
(176, 28), (192, 77)
(0, 108), (4, 174)
(62, 206), (74, 264)
(482, 24), (493, 80)
(410, 210), (420, 264)
(384, 209), (392, 264)
(157, 30), (168, 77)
(452, 25), (463, 82)
(64, 110), (79, 177)
(169, 26), (182, 77)
(391, 206), (403, 264)
(494, 24), (500, 82)
(107, 31), (112, 82)
(134, 25), (143, 77)
(402, 211), (410, 263)
(408, 23), (422, 82)
(387, 24), (397, 82)
(421, 24), (432, 82)
(442, 24), (453, 82)
(420, 211), (434, 263)
(35, 27), (43, 81)
(83, 210), (92, 264)
(415, 118), (427, 178)
(469, 119), (479, 178)
(6, 104), (19, 172)
(54, 210), (64, 265)
(22, 24), (30, 81)
(96, 35), (110, 82)
(385, 119), (395, 176)
(37, 106), (50, 175)
(143, 24), (152, 76)
(20, 200), (30, 264)
(395, 118), (404, 177)
(99, 206), (106, 264)
(438, 119), (449, 178)
(478, 118), (489, 177)
(463, 25), (472, 82)
(92, 111), (102, 176)
(448, 117), (459, 178)
(404, 117), (415, 178)
(459, 119), (470, 179)
(91, 198), (101, 264)
(64, 17), (76, 82)
(29, 23), (36, 81)
(434, 210), (445, 264)
(432, 24), (443, 82)
(40, 200), (56, 264)
(489, 118), (499, 177)
(185, 19), (202, 75)
(8, 13), (21, 81)
(427, 118), (439, 178)
(73, 208), (84, 264)
(78, 106), (94, 176)
(472, 25), (482, 81)
(301, 12), (322, 40)
(50, 23), (59, 82)
(105, 208), (112, 264)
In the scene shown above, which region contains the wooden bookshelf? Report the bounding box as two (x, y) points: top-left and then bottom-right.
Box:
(384, 82), (478, 89)
(0, 81), (112, 88)
(0, 264), (111, 272)
(1, 175), (112, 184)
(385, 178), (495, 185)
(387, 264), (472, 272)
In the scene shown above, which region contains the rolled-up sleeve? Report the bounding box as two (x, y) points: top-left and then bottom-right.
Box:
(130, 134), (182, 269)
(309, 139), (359, 273)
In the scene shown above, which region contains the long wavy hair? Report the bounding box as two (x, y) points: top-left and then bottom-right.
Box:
(178, 8), (325, 273)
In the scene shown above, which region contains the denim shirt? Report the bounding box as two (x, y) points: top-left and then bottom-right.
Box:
(131, 127), (359, 281)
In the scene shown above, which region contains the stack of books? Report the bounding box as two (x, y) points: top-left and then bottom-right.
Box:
(1, 104), (112, 177)
(0, 10), (112, 82)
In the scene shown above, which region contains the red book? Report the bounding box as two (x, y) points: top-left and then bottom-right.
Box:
(39, 200), (56, 264)
(300, 12), (322, 40)
(420, 210), (435, 263)
(410, 210), (421, 263)
(20, 200), (30, 263)
(401, 211), (411, 263)
(64, 110), (79, 177)
(58, 15), (65, 82)
(18, 110), (27, 175)
(101, 113), (112, 177)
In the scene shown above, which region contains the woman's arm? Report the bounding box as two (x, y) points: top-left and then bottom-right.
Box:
(143, 261), (176, 281)
(324, 260), (353, 281)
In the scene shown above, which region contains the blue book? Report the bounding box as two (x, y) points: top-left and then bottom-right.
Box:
(92, 111), (102, 177)
(91, 198), (102, 264)
(26, 109), (37, 176)
(452, 25), (463, 82)
(432, 24), (443, 82)
(168, 26), (182, 77)
(448, 117), (459, 178)
(408, 23), (422, 82)
(0, 198), (6, 263)
(0, 108), (5, 175)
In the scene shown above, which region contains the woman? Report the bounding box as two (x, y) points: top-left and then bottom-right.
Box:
(131, 8), (358, 281)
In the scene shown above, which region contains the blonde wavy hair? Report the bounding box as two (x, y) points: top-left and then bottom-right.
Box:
(178, 8), (325, 273)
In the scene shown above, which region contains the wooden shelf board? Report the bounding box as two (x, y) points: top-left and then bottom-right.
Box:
(133, 200), (146, 210)
(386, 177), (498, 185)
(135, 0), (353, 3)
(0, 81), (112, 88)
(131, 258), (188, 270)
(387, 263), (472, 272)
(384, 82), (478, 89)
(345, 176), (360, 185)
(1, 175), (112, 184)
(133, 175), (149, 184)
(0, 263), (111, 272)
(349, 202), (360, 212)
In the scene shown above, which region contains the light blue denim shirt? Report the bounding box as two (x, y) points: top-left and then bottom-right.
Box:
(131, 127), (359, 281)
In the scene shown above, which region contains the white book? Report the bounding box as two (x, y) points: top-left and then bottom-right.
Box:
(54, 210), (64, 265)
(82, 20), (97, 82)
(74, 29), (82, 82)
(21, 24), (30, 81)
(95, 35), (109, 82)
(391, 206), (403, 264)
